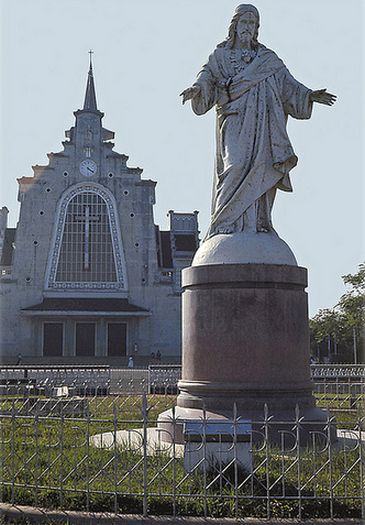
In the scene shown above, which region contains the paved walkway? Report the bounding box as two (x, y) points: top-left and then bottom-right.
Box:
(0, 504), (363, 524)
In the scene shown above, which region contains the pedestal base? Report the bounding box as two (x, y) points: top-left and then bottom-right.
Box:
(158, 405), (335, 447)
(164, 262), (336, 444)
(179, 264), (314, 409)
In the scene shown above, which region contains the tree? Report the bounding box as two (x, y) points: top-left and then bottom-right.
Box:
(309, 263), (364, 363)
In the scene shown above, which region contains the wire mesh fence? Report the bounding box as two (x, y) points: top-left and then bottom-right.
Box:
(0, 364), (182, 397)
(0, 372), (364, 522)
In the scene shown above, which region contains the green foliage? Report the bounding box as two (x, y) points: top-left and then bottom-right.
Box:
(310, 262), (365, 362)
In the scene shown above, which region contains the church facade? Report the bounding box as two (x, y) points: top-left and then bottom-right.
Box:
(0, 62), (199, 364)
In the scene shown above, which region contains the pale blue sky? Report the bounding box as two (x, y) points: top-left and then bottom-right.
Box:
(0, 0), (364, 315)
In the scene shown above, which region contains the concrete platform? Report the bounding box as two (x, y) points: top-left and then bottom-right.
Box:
(90, 426), (365, 453)
(90, 426), (185, 456)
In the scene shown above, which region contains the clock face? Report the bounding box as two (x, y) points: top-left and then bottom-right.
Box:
(79, 159), (97, 177)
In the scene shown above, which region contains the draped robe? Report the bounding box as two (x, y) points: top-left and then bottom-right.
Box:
(191, 44), (313, 237)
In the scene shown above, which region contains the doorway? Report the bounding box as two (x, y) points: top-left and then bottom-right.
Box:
(75, 323), (96, 356)
(43, 322), (63, 356)
(107, 323), (127, 356)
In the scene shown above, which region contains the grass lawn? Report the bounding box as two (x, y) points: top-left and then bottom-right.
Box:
(0, 393), (363, 520)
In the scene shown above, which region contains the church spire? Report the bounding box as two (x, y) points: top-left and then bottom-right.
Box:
(83, 50), (98, 111)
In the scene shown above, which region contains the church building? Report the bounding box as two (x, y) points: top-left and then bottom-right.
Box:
(0, 60), (199, 364)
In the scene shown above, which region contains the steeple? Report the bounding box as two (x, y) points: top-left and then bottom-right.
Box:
(83, 50), (98, 111)
(65, 52), (113, 150)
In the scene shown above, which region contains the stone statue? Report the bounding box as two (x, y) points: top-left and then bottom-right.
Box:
(181, 4), (336, 239)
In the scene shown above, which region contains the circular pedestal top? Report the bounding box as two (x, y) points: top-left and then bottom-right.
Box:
(193, 231), (297, 267)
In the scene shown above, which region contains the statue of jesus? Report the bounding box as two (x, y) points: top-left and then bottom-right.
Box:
(181, 4), (336, 238)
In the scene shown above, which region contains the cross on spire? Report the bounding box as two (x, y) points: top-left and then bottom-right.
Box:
(88, 49), (94, 69)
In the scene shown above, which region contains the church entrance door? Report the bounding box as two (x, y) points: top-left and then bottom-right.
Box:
(107, 323), (127, 357)
(75, 322), (96, 356)
(43, 322), (63, 356)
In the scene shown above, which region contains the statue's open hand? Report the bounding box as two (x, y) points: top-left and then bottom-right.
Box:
(309, 89), (336, 106)
(180, 85), (201, 104)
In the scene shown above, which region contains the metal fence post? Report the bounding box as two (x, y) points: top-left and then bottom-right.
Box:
(264, 404), (270, 520)
(295, 405), (302, 521)
(172, 403), (177, 517)
(113, 397), (119, 514)
(34, 413), (39, 507)
(0, 411), (4, 504)
(59, 401), (64, 509)
(142, 393), (149, 517)
(233, 402), (239, 520)
(358, 412), (365, 520)
(202, 404), (208, 519)
(86, 403), (90, 513)
(327, 410), (334, 520)
(10, 400), (15, 505)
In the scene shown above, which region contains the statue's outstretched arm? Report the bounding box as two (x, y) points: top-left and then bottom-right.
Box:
(180, 85), (201, 105)
(309, 89), (336, 106)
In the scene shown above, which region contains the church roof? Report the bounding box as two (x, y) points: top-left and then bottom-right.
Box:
(83, 59), (98, 111)
(22, 298), (150, 316)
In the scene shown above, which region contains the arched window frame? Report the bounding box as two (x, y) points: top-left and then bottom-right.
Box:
(45, 183), (128, 292)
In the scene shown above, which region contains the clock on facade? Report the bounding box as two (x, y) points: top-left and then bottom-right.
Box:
(79, 159), (97, 177)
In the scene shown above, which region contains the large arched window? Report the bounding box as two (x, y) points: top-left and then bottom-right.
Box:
(46, 184), (127, 291)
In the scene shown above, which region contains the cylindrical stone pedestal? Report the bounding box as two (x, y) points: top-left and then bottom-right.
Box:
(159, 263), (333, 445)
(177, 263), (314, 412)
